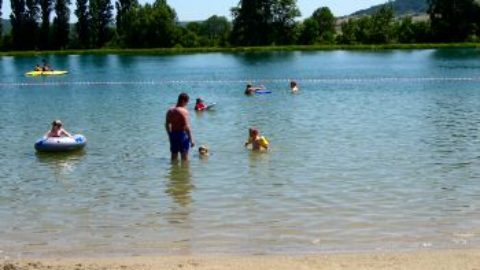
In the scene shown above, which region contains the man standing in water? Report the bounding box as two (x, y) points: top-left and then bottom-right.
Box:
(165, 93), (195, 161)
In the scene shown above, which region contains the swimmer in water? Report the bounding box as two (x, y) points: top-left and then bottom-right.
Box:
(194, 97), (207, 111)
(198, 145), (209, 157)
(244, 84), (265, 95)
(244, 127), (269, 151)
(290, 80), (299, 93)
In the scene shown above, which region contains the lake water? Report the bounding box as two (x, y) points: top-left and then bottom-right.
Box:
(1, 49), (480, 257)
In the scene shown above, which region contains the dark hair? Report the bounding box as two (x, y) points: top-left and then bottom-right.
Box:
(52, 120), (62, 127)
(177, 93), (189, 105)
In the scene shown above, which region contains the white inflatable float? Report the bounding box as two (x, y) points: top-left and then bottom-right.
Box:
(35, 134), (87, 152)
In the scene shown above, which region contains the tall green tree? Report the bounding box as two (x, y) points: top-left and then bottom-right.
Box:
(10, 0), (26, 49)
(368, 5), (395, 43)
(271, 0), (301, 44)
(89, 0), (113, 47)
(337, 18), (356, 44)
(74, 0), (90, 48)
(311, 7), (335, 43)
(298, 17), (319, 44)
(411, 20), (431, 43)
(355, 17), (372, 43)
(300, 6), (335, 44)
(52, 0), (70, 49)
(396, 17), (415, 43)
(186, 22), (201, 34)
(396, 17), (431, 43)
(175, 26), (200, 47)
(200, 15), (231, 46)
(428, 0), (479, 42)
(231, 0), (300, 46)
(121, 0), (177, 48)
(0, 0), (3, 42)
(147, 0), (177, 47)
(38, 0), (52, 49)
(337, 17), (370, 45)
(25, 0), (40, 48)
(10, 0), (38, 49)
(230, 0), (262, 45)
(115, 0), (137, 38)
(183, 16), (232, 47)
(337, 6), (395, 44)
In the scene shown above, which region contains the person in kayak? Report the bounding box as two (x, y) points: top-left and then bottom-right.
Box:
(42, 59), (52, 71)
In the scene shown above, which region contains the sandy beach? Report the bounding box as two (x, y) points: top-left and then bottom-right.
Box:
(2, 250), (480, 270)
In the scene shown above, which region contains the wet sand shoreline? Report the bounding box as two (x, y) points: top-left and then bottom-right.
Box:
(2, 249), (480, 270)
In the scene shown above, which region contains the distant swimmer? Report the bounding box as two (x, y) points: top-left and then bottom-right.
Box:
(290, 80), (299, 93)
(194, 97), (207, 111)
(244, 127), (269, 151)
(244, 84), (265, 96)
(44, 120), (73, 138)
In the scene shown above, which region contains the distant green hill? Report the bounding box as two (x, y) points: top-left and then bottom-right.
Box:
(351, 0), (427, 16)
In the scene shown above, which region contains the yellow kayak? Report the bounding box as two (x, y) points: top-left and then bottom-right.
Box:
(25, 70), (68, 76)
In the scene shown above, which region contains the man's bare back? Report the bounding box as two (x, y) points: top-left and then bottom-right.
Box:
(166, 106), (189, 132)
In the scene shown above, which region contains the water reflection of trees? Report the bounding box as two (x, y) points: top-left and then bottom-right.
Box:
(431, 48), (480, 60)
(231, 51), (296, 65)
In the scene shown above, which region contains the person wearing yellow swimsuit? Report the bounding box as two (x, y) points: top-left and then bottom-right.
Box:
(244, 127), (269, 151)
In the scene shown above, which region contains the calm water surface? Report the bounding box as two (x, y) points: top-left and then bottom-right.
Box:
(1, 49), (480, 257)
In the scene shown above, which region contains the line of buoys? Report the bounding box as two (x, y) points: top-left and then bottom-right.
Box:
(1, 77), (480, 87)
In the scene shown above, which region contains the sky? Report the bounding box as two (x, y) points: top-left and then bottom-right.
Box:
(169, 0), (388, 20)
(1, 0), (388, 20)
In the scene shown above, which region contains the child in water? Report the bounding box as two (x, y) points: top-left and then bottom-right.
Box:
(44, 120), (73, 138)
(194, 98), (207, 111)
(290, 80), (299, 93)
(244, 84), (265, 95)
(198, 145), (209, 157)
(244, 127), (269, 151)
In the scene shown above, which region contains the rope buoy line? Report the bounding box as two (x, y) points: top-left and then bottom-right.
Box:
(0, 77), (479, 87)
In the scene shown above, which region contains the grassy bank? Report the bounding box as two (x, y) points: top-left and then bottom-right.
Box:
(1, 43), (480, 56)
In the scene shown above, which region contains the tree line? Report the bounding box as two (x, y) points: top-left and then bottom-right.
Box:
(0, 0), (479, 51)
